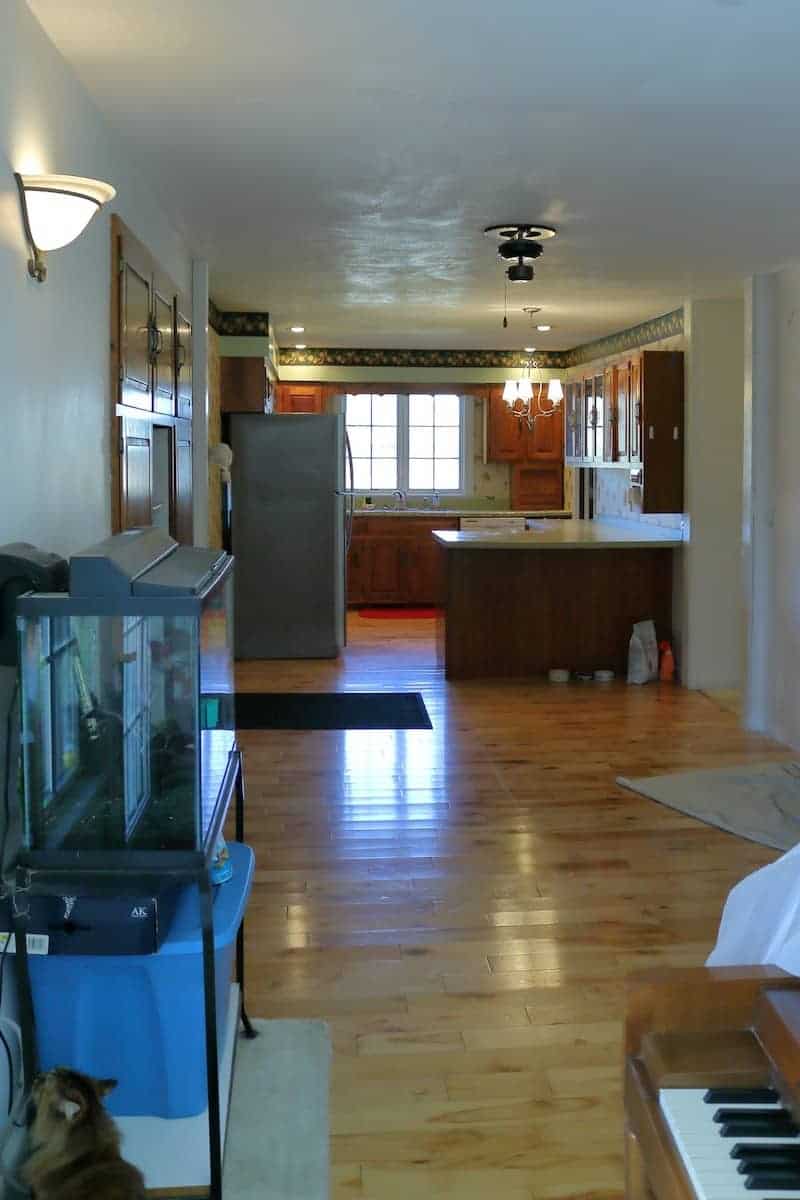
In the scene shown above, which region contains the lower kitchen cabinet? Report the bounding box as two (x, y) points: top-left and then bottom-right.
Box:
(510, 463), (563, 511)
(347, 517), (458, 604)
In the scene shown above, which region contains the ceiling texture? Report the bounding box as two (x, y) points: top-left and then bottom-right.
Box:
(27, 0), (800, 350)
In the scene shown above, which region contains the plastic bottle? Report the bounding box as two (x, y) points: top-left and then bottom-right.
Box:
(659, 640), (675, 682)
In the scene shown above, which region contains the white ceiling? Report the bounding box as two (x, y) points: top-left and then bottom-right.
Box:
(27, 0), (800, 350)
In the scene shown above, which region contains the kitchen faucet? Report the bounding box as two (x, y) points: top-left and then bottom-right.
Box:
(392, 489), (407, 510)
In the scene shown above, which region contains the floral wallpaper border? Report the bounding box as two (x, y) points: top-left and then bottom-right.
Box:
(276, 346), (568, 369)
(208, 306), (684, 368)
(562, 308), (684, 367)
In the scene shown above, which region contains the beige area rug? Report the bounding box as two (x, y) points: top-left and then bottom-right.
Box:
(225, 1019), (330, 1200)
(617, 761), (800, 850)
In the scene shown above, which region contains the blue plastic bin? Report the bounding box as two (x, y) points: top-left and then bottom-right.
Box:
(27, 841), (254, 1118)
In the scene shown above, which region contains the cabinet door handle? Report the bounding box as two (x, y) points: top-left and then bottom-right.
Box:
(648, 425), (655, 440)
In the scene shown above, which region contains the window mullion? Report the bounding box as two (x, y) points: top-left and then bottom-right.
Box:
(399, 394), (409, 491)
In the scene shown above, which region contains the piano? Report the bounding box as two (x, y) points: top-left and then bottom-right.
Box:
(625, 966), (800, 1200)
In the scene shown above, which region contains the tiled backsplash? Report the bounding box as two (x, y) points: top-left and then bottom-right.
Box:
(595, 467), (684, 530)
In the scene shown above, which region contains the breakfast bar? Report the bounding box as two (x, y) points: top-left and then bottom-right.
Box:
(432, 519), (683, 680)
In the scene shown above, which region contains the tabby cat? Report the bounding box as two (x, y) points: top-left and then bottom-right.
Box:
(23, 1067), (145, 1200)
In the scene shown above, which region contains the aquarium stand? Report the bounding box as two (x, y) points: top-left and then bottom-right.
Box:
(11, 747), (253, 1200)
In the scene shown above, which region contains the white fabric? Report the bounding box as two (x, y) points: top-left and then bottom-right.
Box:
(706, 839), (800, 974)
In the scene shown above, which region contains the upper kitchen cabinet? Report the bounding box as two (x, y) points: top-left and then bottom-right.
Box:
(487, 387), (526, 461)
(175, 294), (192, 420)
(113, 218), (181, 417)
(220, 357), (267, 412)
(565, 382), (583, 463)
(629, 354), (642, 464)
(635, 350), (684, 512)
(524, 385), (564, 461)
(275, 383), (325, 414)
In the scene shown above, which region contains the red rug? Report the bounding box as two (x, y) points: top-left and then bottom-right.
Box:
(358, 606), (442, 619)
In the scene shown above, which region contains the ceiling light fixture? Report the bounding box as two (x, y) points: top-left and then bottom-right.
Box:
(524, 345), (536, 353)
(15, 172), (116, 282)
(295, 343), (307, 350)
(502, 355), (563, 430)
(537, 324), (552, 332)
(290, 325), (305, 333)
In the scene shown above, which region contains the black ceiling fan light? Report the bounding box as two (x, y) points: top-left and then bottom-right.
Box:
(484, 222), (557, 291)
(507, 261), (534, 283)
(497, 238), (544, 264)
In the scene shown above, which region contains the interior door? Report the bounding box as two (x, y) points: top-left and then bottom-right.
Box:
(151, 425), (174, 532)
(120, 416), (152, 529)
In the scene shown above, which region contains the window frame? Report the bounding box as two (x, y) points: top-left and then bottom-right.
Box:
(345, 392), (473, 497)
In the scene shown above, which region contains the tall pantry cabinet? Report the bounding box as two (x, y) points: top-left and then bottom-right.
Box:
(111, 218), (193, 543)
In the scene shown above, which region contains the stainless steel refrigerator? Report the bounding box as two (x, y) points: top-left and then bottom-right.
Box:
(228, 413), (353, 658)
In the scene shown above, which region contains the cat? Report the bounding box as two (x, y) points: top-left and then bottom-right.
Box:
(22, 1067), (145, 1200)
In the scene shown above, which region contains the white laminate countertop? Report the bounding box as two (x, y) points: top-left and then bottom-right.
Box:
(432, 518), (685, 551)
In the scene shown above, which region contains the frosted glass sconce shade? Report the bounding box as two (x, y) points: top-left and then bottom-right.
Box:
(15, 173), (116, 281)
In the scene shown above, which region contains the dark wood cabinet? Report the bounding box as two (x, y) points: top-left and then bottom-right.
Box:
(511, 463), (563, 510)
(486, 388), (526, 461)
(524, 386), (564, 461)
(175, 295), (192, 420)
(637, 350), (684, 513)
(347, 517), (458, 604)
(275, 383), (325, 414)
(564, 350), (683, 512)
(220, 357), (267, 413)
(111, 218), (193, 543)
(565, 382), (583, 462)
(629, 355), (642, 464)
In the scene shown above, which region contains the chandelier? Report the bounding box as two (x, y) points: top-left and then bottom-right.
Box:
(502, 359), (563, 431)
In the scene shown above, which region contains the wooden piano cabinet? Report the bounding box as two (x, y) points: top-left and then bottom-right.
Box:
(624, 965), (800, 1200)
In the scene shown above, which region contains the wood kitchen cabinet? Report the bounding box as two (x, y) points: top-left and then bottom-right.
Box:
(487, 384), (563, 463)
(511, 463), (563, 511)
(565, 381), (583, 462)
(635, 350), (683, 512)
(348, 516), (458, 604)
(111, 217), (193, 543)
(486, 387), (526, 461)
(220, 357), (267, 412)
(274, 383), (325, 414)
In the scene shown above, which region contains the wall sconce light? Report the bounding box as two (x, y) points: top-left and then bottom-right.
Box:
(14, 173), (116, 283)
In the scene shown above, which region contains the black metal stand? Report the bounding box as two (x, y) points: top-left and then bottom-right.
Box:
(11, 746), (253, 1200)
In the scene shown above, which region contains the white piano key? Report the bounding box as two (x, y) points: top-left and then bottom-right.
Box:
(660, 1088), (800, 1200)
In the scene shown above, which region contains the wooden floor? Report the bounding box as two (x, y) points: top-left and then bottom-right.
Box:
(236, 614), (789, 1200)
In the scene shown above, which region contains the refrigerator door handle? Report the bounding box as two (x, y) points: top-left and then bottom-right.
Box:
(344, 431), (355, 553)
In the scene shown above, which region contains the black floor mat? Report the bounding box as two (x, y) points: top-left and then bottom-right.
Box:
(234, 691), (433, 731)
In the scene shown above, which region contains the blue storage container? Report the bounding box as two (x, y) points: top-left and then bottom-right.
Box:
(27, 841), (254, 1118)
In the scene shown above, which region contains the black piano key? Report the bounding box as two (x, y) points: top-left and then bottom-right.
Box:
(734, 1142), (800, 1161)
(721, 1123), (799, 1139)
(715, 1108), (792, 1124)
(739, 1156), (800, 1173)
(745, 1172), (800, 1190)
(706, 1088), (781, 1105)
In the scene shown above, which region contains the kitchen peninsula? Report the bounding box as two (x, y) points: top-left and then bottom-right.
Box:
(433, 519), (683, 680)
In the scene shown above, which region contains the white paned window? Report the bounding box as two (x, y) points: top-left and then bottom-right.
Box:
(345, 393), (469, 495)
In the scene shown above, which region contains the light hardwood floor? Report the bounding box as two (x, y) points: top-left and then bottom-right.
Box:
(236, 614), (788, 1200)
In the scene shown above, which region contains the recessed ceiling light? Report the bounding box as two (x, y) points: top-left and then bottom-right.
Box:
(290, 325), (305, 333)
(524, 346), (536, 353)
(536, 324), (552, 332)
(295, 343), (307, 350)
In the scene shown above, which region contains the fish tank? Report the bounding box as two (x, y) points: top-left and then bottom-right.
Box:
(16, 529), (236, 870)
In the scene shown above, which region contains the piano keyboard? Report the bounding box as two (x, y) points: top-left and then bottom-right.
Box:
(660, 1086), (800, 1199)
